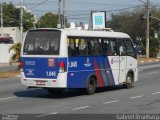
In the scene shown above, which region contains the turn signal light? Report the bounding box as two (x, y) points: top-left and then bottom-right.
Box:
(19, 61), (24, 68)
(58, 61), (65, 73)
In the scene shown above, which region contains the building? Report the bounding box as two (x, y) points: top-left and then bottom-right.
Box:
(0, 27), (21, 63)
(0, 27), (20, 43)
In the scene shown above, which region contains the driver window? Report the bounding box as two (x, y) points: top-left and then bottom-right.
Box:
(117, 40), (126, 56)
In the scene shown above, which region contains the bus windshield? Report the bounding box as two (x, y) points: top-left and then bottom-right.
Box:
(23, 30), (61, 55)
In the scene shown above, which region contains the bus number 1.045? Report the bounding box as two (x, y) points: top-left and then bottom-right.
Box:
(46, 71), (56, 77)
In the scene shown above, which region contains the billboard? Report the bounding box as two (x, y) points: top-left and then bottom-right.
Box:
(91, 11), (106, 29)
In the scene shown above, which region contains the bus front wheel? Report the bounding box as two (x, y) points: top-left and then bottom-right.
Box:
(86, 77), (97, 95)
(124, 73), (134, 88)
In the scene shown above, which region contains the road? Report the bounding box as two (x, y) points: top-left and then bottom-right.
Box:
(0, 62), (160, 119)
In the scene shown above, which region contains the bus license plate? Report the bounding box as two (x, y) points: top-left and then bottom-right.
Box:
(36, 80), (46, 86)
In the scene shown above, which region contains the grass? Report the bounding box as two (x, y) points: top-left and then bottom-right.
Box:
(0, 70), (20, 79)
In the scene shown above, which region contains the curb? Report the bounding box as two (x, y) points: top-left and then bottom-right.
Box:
(138, 59), (160, 64)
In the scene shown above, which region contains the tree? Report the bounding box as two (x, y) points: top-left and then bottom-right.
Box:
(9, 42), (21, 65)
(2, 2), (35, 31)
(149, 8), (160, 36)
(109, 7), (160, 56)
(110, 8), (146, 41)
(23, 11), (35, 31)
(36, 12), (59, 28)
(3, 2), (20, 27)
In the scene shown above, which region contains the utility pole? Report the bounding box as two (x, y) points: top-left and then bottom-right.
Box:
(146, 0), (150, 58)
(138, 0), (150, 58)
(0, 3), (3, 37)
(63, 0), (65, 28)
(20, 0), (24, 43)
(58, 0), (61, 28)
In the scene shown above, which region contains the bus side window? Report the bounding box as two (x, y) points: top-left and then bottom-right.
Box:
(79, 38), (88, 56)
(102, 39), (108, 55)
(125, 39), (136, 57)
(110, 40), (118, 55)
(68, 38), (75, 57)
(94, 38), (102, 55)
(107, 40), (113, 56)
(117, 39), (126, 56)
(90, 38), (102, 56)
(87, 39), (94, 55)
(102, 38), (117, 56)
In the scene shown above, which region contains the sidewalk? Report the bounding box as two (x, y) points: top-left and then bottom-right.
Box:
(0, 63), (19, 72)
(0, 63), (19, 79)
(138, 57), (160, 64)
(0, 63), (19, 67)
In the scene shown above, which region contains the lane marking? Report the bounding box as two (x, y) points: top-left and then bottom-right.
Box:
(103, 100), (119, 104)
(0, 96), (16, 101)
(130, 95), (143, 99)
(138, 69), (143, 72)
(36, 112), (58, 118)
(139, 64), (160, 69)
(147, 71), (157, 75)
(152, 91), (160, 95)
(72, 106), (90, 111)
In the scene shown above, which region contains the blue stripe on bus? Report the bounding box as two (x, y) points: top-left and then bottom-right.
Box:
(106, 56), (115, 85)
(104, 57), (110, 86)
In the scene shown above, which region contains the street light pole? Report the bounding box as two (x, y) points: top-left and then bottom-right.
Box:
(63, 0), (66, 28)
(20, 0), (23, 43)
(146, 0), (150, 58)
(58, 0), (61, 28)
(138, 0), (150, 58)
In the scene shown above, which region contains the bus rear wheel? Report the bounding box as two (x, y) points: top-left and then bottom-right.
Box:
(124, 73), (134, 88)
(86, 77), (97, 95)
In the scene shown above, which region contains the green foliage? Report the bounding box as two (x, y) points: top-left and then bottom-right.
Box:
(149, 37), (159, 57)
(9, 42), (21, 65)
(141, 37), (159, 57)
(23, 11), (35, 31)
(110, 7), (160, 40)
(110, 7), (160, 57)
(3, 2), (20, 27)
(2, 2), (35, 31)
(110, 8), (146, 40)
(36, 12), (58, 28)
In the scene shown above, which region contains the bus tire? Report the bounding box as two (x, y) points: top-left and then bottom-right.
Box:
(124, 73), (134, 89)
(86, 77), (97, 95)
(47, 88), (64, 96)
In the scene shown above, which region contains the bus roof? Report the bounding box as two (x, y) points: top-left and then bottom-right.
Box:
(65, 29), (130, 38)
(29, 28), (130, 39)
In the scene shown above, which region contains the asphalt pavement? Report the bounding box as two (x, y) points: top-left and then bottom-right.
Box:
(0, 62), (160, 120)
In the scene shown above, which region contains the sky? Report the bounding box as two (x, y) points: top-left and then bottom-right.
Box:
(0, 0), (160, 23)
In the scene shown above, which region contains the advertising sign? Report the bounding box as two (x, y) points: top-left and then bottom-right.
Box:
(92, 11), (106, 29)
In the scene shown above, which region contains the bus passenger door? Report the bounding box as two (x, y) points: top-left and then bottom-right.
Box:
(118, 40), (127, 84)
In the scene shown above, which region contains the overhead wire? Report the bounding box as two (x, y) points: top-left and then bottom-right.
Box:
(21, 0), (160, 22)
(29, 0), (49, 10)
